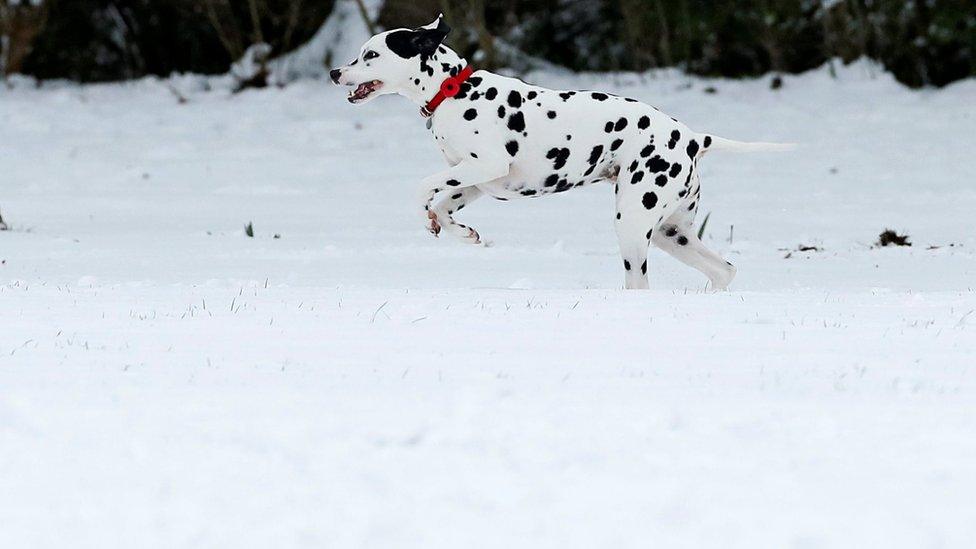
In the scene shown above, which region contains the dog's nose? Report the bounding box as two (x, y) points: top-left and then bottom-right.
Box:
(329, 68), (342, 84)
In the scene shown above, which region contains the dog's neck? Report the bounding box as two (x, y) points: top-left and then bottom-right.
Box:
(398, 47), (468, 108)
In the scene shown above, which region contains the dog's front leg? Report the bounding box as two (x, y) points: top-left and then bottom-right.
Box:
(418, 159), (509, 240)
(428, 187), (485, 244)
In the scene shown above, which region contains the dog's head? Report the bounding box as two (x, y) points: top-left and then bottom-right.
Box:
(330, 15), (452, 104)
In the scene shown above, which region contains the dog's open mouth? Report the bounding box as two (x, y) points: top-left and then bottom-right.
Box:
(348, 80), (382, 103)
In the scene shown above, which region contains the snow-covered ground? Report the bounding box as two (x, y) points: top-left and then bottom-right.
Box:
(2, 62), (975, 547)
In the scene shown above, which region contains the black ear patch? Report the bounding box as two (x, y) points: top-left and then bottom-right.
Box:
(385, 19), (452, 59)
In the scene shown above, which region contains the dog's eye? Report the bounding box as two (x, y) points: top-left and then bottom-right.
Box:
(364, 51), (379, 60)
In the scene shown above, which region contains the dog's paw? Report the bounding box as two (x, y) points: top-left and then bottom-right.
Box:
(463, 226), (481, 245)
(708, 263), (737, 292)
(426, 210), (441, 237)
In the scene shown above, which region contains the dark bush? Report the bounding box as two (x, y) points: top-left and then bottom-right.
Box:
(19, 0), (333, 82)
(7, 0), (975, 87)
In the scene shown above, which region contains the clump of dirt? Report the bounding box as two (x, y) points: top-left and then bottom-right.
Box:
(876, 229), (911, 247)
(782, 244), (822, 259)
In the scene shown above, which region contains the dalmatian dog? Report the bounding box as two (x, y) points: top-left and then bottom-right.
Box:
(330, 16), (791, 290)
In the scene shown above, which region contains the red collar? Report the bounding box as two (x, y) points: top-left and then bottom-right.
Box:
(420, 65), (474, 118)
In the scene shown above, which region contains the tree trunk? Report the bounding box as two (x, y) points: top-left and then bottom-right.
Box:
(0, 2), (49, 77)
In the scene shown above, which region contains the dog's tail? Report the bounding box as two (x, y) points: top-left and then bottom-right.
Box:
(698, 134), (797, 156)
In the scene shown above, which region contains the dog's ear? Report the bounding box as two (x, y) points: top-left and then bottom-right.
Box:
(421, 14), (451, 33)
(411, 14), (451, 56)
(386, 15), (451, 59)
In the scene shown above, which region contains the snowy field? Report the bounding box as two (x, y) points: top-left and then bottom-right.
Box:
(2, 62), (976, 547)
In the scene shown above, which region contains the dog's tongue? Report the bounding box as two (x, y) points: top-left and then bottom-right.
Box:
(348, 81), (377, 102)
(353, 83), (371, 98)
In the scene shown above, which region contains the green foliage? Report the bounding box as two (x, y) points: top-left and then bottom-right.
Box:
(697, 212), (710, 240)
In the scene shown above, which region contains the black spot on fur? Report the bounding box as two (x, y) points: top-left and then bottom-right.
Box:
(640, 144), (655, 158)
(628, 160), (638, 173)
(665, 226), (678, 237)
(624, 259), (631, 270)
(669, 163), (682, 178)
(703, 135), (712, 148)
(463, 108), (477, 121)
(446, 179), (461, 186)
(497, 105), (506, 118)
(642, 192), (658, 209)
(668, 130), (681, 149)
(638, 116), (650, 129)
(485, 87), (497, 100)
(468, 76), (482, 87)
(614, 117), (628, 131)
(610, 139), (623, 151)
(604, 122), (614, 133)
(544, 174), (559, 187)
(646, 156), (669, 173)
(527, 91), (537, 99)
(677, 235), (688, 246)
(507, 91), (522, 108)
(616, 212), (621, 220)
(547, 111), (557, 119)
(508, 112), (526, 132)
(559, 91), (575, 101)
(686, 140), (700, 158)
(546, 147), (571, 170)
(631, 171), (644, 184)
(587, 145), (603, 165)
(521, 189), (536, 196)
(451, 193), (463, 200)
(641, 260), (647, 274)
(655, 174), (668, 187)
(505, 140), (519, 156)
(591, 92), (609, 101)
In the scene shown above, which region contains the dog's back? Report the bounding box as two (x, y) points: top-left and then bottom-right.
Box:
(429, 71), (702, 204)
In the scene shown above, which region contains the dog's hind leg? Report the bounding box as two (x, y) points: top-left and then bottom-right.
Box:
(613, 180), (654, 289)
(429, 187), (485, 244)
(615, 223), (651, 289)
(651, 198), (736, 290)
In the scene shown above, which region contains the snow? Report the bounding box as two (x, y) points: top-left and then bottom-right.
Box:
(2, 60), (976, 547)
